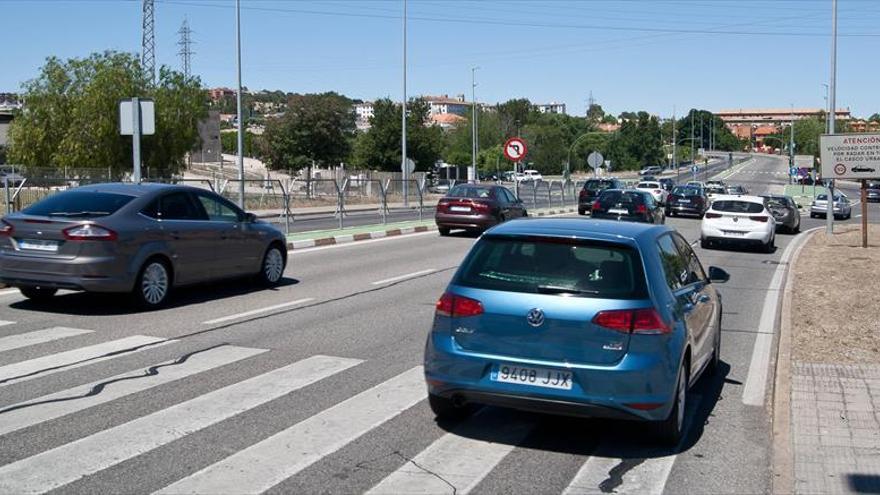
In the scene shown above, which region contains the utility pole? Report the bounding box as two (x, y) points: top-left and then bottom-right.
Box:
(690, 110), (695, 165)
(673, 106), (678, 183)
(827, 0), (837, 236)
(177, 18), (194, 78)
(790, 104), (795, 184)
(700, 114), (704, 152)
(235, 0), (245, 209)
(142, 0), (156, 84)
(471, 66), (479, 183)
(401, 0), (408, 206)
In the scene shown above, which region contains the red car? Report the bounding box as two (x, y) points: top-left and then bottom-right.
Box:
(435, 184), (527, 236)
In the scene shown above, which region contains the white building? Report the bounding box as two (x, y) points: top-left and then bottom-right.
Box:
(535, 102), (566, 115)
(424, 94), (469, 117)
(354, 101), (374, 131)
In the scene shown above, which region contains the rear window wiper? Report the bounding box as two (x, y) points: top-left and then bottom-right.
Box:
(47, 211), (110, 217)
(536, 285), (600, 296)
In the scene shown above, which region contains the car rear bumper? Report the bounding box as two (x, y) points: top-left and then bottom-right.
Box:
(592, 213), (650, 223)
(435, 213), (496, 230)
(0, 251), (133, 292)
(666, 204), (703, 216)
(701, 225), (772, 244)
(424, 333), (678, 422)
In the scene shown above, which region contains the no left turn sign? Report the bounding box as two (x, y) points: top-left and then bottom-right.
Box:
(504, 137), (527, 162)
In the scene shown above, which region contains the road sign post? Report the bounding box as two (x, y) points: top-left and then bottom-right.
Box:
(587, 152), (603, 177)
(119, 98), (155, 183)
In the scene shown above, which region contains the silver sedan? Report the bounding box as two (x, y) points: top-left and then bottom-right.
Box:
(810, 193), (852, 220)
(0, 183), (288, 308)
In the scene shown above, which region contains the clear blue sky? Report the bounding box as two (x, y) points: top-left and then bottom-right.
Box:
(3, 0), (879, 117)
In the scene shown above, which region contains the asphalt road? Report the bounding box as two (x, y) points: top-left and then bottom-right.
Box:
(0, 153), (875, 494)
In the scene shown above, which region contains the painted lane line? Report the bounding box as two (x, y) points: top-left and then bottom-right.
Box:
(741, 228), (819, 406)
(201, 298), (314, 325)
(0, 345), (267, 436)
(155, 366), (426, 495)
(0, 320), (14, 328)
(0, 288), (21, 297)
(368, 409), (532, 495)
(371, 268), (437, 286)
(0, 327), (93, 353)
(0, 355), (363, 495)
(562, 394), (701, 495)
(0, 335), (172, 388)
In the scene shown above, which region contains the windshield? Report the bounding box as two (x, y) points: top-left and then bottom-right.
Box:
(455, 236), (647, 299)
(585, 180), (614, 191)
(637, 182), (660, 189)
(22, 191), (135, 217)
(598, 190), (645, 205)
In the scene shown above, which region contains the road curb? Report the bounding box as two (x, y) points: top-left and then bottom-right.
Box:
(285, 207), (577, 250)
(771, 228), (820, 495)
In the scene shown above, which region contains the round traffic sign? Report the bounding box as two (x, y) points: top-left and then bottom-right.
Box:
(503, 138), (527, 162)
(834, 163), (846, 175)
(692, 165), (699, 173)
(587, 151), (604, 169)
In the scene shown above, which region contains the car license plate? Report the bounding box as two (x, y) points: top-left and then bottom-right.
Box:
(609, 208), (628, 215)
(721, 230), (745, 236)
(449, 206), (471, 212)
(491, 364), (572, 390)
(18, 239), (60, 252)
(679, 199), (690, 203)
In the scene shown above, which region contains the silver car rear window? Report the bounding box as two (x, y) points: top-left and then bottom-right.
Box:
(455, 236), (648, 299)
(22, 191), (136, 217)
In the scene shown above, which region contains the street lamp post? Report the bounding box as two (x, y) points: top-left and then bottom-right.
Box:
(235, 0), (245, 209)
(401, 0), (408, 207)
(471, 66), (479, 183)
(827, 0), (837, 235)
(567, 132), (601, 178)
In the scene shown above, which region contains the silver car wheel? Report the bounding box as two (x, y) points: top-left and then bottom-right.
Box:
(676, 370), (686, 432)
(141, 262), (169, 305)
(264, 248), (284, 283)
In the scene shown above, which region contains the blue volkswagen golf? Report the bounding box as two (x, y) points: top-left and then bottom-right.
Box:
(424, 218), (728, 445)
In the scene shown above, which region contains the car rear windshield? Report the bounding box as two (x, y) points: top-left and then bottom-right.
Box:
(815, 194), (841, 201)
(763, 197), (788, 208)
(447, 186), (492, 199)
(637, 182), (660, 189)
(599, 190), (645, 205)
(584, 180), (614, 191)
(711, 200), (764, 213)
(454, 236), (648, 299)
(707, 186), (725, 194)
(22, 191), (136, 217)
(672, 187), (700, 196)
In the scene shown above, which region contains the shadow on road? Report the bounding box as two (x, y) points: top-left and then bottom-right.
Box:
(8, 277), (301, 316)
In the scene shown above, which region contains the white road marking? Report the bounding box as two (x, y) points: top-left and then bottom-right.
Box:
(0, 355), (362, 495)
(742, 228), (820, 406)
(0, 335), (171, 388)
(0, 320), (14, 328)
(562, 394), (701, 495)
(155, 366), (426, 495)
(371, 268), (437, 286)
(0, 288), (21, 297)
(368, 409), (532, 495)
(0, 345), (266, 436)
(201, 298), (314, 325)
(0, 327), (93, 353)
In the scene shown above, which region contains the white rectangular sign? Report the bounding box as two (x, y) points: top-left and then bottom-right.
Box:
(794, 155), (813, 169)
(820, 133), (880, 179)
(119, 99), (155, 135)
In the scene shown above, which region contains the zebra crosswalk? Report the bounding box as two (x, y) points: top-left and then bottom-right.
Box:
(0, 321), (687, 494)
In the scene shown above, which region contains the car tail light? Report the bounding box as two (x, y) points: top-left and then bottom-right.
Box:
(435, 292), (484, 317)
(704, 212), (722, 219)
(749, 215), (769, 222)
(472, 201), (491, 212)
(593, 308), (671, 335)
(591, 201), (601, 211)
(579, 189), (588, 199)
(635, 204), (647, 214)
(654, 190), (661, 195)
(436, 200), (449, 213)
(62, 224), (117, 241)
(0, 220), (12, 236)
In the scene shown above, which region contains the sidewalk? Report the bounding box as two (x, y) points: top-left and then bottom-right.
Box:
(774, 226), (880, 494)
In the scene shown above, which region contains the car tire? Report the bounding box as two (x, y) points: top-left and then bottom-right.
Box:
(20, 286), (58, 302)
(257, 245), (286, 286)
(708, 322), (721, 375)
(578, 208), (586, 216)
(763, 236), (775, 253)
(438, 227), (450, 236)
(132, 258), (171, 309)
(428, 393), (476, 421)
(653, 365), (687, 446)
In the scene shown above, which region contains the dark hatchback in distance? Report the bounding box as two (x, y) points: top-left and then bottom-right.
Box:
(0, 183), (288, 308)
(591, 189), (665, 224)
(578, 178), (623, 215)
(424, 219), (728, 445)
(435, 184), (526, 236)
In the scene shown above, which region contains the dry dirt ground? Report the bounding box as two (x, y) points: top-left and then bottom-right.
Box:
(792, 225), (880, 364)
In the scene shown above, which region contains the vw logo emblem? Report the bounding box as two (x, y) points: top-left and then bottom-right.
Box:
(526, 308), (545, 327)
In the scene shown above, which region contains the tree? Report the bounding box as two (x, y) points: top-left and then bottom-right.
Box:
(352, 98), (444, 171)
(587, 103), (604, 123)
(220, 130), (261, 157)
(869, 113), (880, 122)
(8, 51), (207, 177)
(780, 118), (826, 158)
(521, 123), (567, 174)
(262, 92), (355, 178)
(496, 98), (533, 138)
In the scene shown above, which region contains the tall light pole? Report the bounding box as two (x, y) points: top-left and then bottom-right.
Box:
(690, 110), (695, 164)
(822, 83), (830, 133)
(827, 0), (837, 235)
(401, 0), (408, 206)
(673, 107), (678, 183)
(235, 0), (245, 209)
(789, 104), (795, 183)
(471, 66), (479, 183)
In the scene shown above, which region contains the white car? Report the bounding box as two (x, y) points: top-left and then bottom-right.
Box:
(640, 166), (662, 176)
(519, 169), (543, 182)
(636, 181), (668, 204)
(700, 194), (776, 252)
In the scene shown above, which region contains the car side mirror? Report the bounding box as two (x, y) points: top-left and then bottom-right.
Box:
(708, 266), (729, 283)
(245, 212), (257, 223)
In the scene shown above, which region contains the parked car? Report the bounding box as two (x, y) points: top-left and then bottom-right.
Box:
(706, 180), (725, 188)
(636, 181), (668, 205)
(429, 179), (454, 194)
(520, 170), (543, 182)
(761, 194), (801, 233)
(0, 183), (288, 308)
(640, 165), (663, 176)
(725, 184), (749, 195)
(866, 181), (880, 203)
(810, 193), (852, 219)
(424, 218), (728, 445)
(665, 186), (708, 217)
(591, 189), (664, 224)
(435, 184), (526, 236)
(701, 195), (776, 252)
(578, 178), (623, 215)
(659, 178), (676, 192)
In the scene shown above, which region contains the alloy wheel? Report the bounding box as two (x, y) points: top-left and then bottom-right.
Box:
(264, 248), (284, 283)
(141, 262), (169, 305)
